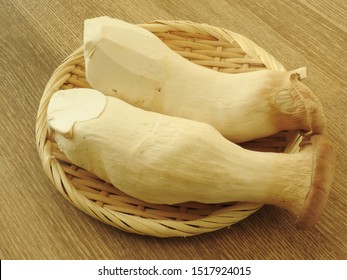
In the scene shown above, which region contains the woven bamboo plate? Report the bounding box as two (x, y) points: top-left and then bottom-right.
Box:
(36, 20), (302, 237)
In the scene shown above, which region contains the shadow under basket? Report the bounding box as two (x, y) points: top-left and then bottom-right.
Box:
(36, 20), (302, 237)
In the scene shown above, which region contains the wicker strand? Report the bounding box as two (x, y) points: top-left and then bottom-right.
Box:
(145, 20), (287, 71)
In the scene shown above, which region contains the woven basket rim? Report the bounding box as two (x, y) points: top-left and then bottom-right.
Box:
(36, 20), (301, 237)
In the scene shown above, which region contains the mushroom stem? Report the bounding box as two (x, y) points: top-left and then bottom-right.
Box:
(49, 89), (335, 229)
(84, 16), (326, 143)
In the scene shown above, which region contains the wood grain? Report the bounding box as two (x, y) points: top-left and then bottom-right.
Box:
(1, 0), (346, 259)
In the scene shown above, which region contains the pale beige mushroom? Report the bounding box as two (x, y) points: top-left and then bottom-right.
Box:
(48, 89), (335, 229)
(84, 16), (326, 143)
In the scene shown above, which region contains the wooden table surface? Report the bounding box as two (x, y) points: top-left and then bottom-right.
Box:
(1, 0), (346, 260)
